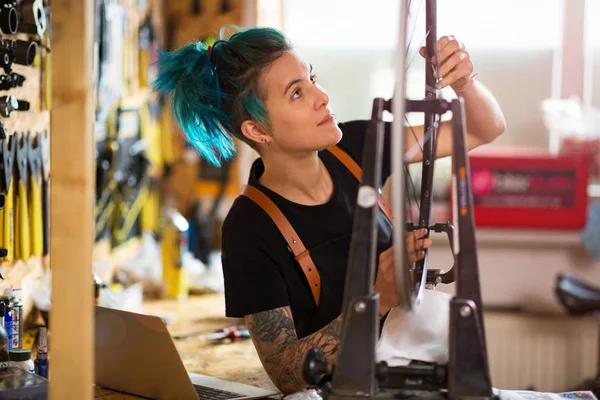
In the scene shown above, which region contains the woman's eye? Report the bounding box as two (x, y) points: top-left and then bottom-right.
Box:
(292, 88), (301, 99)
(310, 74), (318, 84)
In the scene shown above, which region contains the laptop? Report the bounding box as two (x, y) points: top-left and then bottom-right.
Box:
(94, 306), (279, 400)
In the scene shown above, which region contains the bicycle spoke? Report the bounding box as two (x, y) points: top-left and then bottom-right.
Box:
(404, 165), (421, 264)
(404, 122), (437, 162)
(405, 0), (425, 58)
(405, 29), (430, 72)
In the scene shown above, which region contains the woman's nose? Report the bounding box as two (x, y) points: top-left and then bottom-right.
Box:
(314, 85), (330, 110)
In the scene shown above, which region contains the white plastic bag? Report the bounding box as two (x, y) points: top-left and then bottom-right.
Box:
(283, 389), (323, 400)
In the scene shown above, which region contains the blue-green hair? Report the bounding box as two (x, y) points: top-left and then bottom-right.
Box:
(151, 25), (292, 166)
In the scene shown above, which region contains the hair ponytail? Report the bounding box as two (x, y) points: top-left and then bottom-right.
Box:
(152, 41), (235, 166)
(152, 26), (292, 167)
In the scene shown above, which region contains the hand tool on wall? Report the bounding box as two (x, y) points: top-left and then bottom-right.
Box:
(0, 187), (7, 262)
(0, 73), (25, 91)
(0, 38), (38, 73)
(0, 0), (19, 34)
(113, 142), (150, 245)
(162, 207), (189, 299)
(16, 0), (47, 39)
(0, 134), (15, 261)
(37, 4), (50, 110)
(0, 191), (7, 263)
(94, 140), (118, 243)
(14, 133), (29, 260)
(0, 96), (29, 117)
(40, 130), (48, 255)
(27, 132), (42, 256)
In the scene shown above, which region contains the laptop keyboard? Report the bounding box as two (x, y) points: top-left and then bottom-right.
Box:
(193, 384), (246, 400)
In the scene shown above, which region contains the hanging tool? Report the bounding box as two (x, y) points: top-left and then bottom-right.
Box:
(38, 4), (50, 110)
(140, 102), (160, 233)
(0, 190), (6, 264)
(137, 14), (153, 87)
(0, 96), (29, 117)
(14, 133), (29, 260)
(0, 72), (25, 90)
(94, 140), (118, 243)
(162, 207), (189, 299)
(0, 0), (18, 34)
(17, 0), (47, 39)
(0, 134), (14, 261)
(27, 132), (42, 256)
(0, 187), (6, 285)
(40, 130), (48, 255)
(113, 146), (150, 245)
(0, 38), (38, 73)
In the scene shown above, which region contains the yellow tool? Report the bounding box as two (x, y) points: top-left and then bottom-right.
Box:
(41, 31), (51, 110)
(27, 132), (43, 256)
(114, 176), (149, 244)
(41, 131), (49, 255)
(0, 135), (16, 261)
(161, 207), (189, 300)
(94, 139), (118, 243)
(141, 181), (158, 233)
(14, 134), (30, 260)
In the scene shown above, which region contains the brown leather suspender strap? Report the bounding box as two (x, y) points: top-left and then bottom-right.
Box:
(241, 184), (322, 306)
(239, 145), (393, 307)
(326, 145), (395, 222)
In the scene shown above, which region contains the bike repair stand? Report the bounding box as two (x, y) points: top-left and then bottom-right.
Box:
(302, 97), (497, 400)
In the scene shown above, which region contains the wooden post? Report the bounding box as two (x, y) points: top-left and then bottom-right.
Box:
(49, 0), (95, 399)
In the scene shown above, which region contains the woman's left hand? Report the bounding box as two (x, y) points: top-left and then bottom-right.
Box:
(374, 229), (432, 315)
(419, 35), (474, 91)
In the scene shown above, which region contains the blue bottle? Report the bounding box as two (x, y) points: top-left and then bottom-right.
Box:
(1, 300), (12, 350)
(0, 303), (8, 368)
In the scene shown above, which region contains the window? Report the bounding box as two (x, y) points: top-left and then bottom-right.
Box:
(282, 0), (564, 148)
(587, 0), (600, 110)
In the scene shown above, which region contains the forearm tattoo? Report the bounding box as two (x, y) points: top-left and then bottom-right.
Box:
(245, 307), (343, 394)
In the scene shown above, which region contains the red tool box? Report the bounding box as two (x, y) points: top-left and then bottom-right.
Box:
(463, 147), (589, 229)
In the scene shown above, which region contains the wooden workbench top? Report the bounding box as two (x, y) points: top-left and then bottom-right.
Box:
(94, 293), (281, 399)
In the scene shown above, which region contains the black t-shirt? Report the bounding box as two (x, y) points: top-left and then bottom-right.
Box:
(221, 120), (393, 338)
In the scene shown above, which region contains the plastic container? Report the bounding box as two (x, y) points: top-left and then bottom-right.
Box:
(8, 348), (34, 373)
(542, 97), (600, 181)
(0, 300), (12, 350)
(0, 308), (9, 368)
(34, 327), (48, 378)
(3, 288), (23, 349)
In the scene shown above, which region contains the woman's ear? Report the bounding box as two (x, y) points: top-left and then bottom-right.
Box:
(240, 120), (271, 146)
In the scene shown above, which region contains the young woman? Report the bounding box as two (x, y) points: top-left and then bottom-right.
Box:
(153, 26), (505, 395)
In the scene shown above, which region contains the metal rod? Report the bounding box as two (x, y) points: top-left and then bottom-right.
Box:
(414, 0), (438, 305)
(392, 0), (413, 311)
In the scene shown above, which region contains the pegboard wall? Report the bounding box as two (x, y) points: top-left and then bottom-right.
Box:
(0, 1), (52, 320)
(91, 0), (168, 283)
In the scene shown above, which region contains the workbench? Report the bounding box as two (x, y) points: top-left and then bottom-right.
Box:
(93, 293), (281, 399)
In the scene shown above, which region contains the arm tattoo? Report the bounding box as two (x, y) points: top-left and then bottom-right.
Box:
(245, 307), (343, 395)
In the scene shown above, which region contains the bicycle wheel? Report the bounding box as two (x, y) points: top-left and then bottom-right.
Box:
(393, 0), (447, 312)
